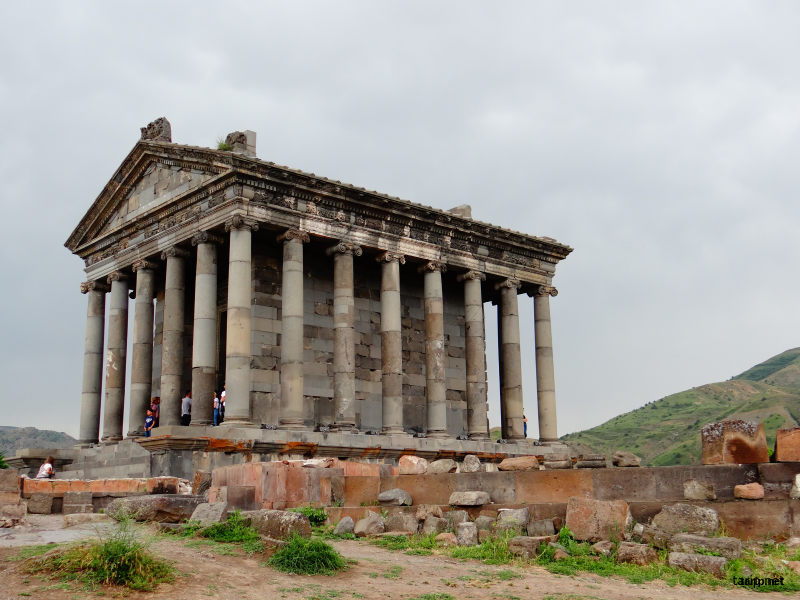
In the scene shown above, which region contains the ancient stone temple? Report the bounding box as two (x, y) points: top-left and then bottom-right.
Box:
(62, 117), (572, 472)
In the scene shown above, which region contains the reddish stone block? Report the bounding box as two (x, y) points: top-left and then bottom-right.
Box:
(701, 420), (769, 465)
(734, 482), (765, 500)
(0, 491), (21, 505)
(775, 428), (800, 462)
(565, 496), (631, 542)
(0, 470), (20, 493)
(514, 470), (593, 504)
(343, 475), (381, 506)
(716, 499), (792, 540)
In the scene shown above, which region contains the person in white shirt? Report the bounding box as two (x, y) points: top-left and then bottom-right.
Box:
(180, 391), (192, 426)
(36, 456), (55, 479)
(219, 385), (226, 423)
(212, 392), (220, 426)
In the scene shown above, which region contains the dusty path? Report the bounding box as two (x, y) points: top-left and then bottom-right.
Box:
(0, 521), (791, 600)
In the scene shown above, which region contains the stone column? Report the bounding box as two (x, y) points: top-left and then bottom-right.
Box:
(102, 272), (129, 443)
(377, 252), (406, 435)
(221, 216), (259, 426)
(191, 232), (222, 425)
(534, 285), (559, 442)
(459, 270), (489, 439)
(327, 241), (362, 431)
(421, 261), (449, 438)
(496, 278), (524, 441)
(159, 246), (188, 426)
(128, 260), (156, 436)
(278, 229), (310, 430)
(78, 281), (108, 445)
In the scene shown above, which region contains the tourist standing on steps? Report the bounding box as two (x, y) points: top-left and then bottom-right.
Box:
(150, 397), (161, 427)
(36, 456), (55, 479)
(144, 410), (155, 437)
(219, 384), (226, 423)
(523, 415), (528, 438)
(180, 391), (192, 426)
(212, 391), (220, 426)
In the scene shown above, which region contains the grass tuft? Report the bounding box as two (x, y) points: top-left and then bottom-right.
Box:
(288, 505), (328, 526)
(268, 534), (347, 575)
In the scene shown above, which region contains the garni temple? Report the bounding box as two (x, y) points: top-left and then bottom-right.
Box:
(24, 118), (574, 478)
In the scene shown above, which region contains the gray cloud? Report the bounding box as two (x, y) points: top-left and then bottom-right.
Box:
(2, 1), (799, 437)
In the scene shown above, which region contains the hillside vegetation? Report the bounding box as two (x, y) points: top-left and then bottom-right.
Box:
(0, 426), (76, 458)
(561, 348), (800, 466)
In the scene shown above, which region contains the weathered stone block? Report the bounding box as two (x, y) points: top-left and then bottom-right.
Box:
(398, 455), (429, 475)
(245, 509), (312, 540)
(565, 497), (631, 542)
(444, 510), (469, 530)
(496, 507), (529, 533)
(63, 491), (93, 505)
(107, 494), (203, 523)
(669, 533), (742, 559)
(668, 551), (727, 577)
(612, 451), (641, 467)
(456, 522), (478, 546)
(0, 470), (20, 493)
(63, 504), (94, 515)
(449, 491), (490, 506)
(190, 502), (229, 526)
(427, 459), (458, 474)
(0, 491), (20, 505)
(474, 515), (495, 531)
(701, 420), (769, 465)
(435, 532), (458, 546)
(26, 493), (53, 515)
(734, 482), (764, 500)
(333, 516), (354, 535)
(683, 479), (716, 501)
(650, 503), (719, 535)
(354, 510), (385, 537)
(616, 542), (657, 565)
(792, 474), (800, 500)
(415, 504), (443, 520)
(508, 535), (553, 558)
(63, 513), (110, 527)
(385, 512), (419, 533)
(378, 488), (413, 506)
(592, 540), (614, 556)
(775, 428), (800, 462)
(527, 518), (556, 537)
(422, 515), (447, 535)
(461, 455), (482, 473)
(498, 456), (539, 471)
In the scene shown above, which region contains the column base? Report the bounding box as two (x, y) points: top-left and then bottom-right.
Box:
(426, 430), (451, 439)
(218, 419), (259, 429)
(75, 441), (98, 448)
(100, 436), (122, 445)
(192, 419), (212, 426)
(468, 433), (489, 441)
(333, 422), (358, 433)
(382, 427), (410, 436)
(279, 419), (311, 431)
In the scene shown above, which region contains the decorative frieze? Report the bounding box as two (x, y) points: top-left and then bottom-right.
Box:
(191, 231), (223, 246)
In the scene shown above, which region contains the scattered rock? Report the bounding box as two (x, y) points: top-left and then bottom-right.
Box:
(734, 482), (764, 500)
(422, 515), (447, 535)
(508, 535), (553, 558)
(303, 458), (336, 468)
(616, 542), (657, 565)
(461, 455), (482, 473)
(474, 515), (495, 531)
(385, 513), (419, 533)
(354, 511), (385, 537)
(669, 533), (742, 559)
(592, 541), (614, 556)
(498, 456), (539, 471)
(527, 518), (556, 537)
(415, 504), (443, 521)
(612, 451), (641, 467)
(26, 493), (53, 515)
(792, 475), (800, 500)
(427, 459), (458, 474)
(786, 536), (800, 549)
(575, 455), (606, 469)
(190, 502), (229, 526)
(650, 503), (719, 536)
(244, 509), (312, 539)
(449, 491), (490, 506)
(496, 507), (529, 533)
(634, 524), (671, 549)
(378, 488), (413, 506)
(701, 420), (769, 465)
(553, 548), (570, 560)
(456, 522), (478, 546)
(107, 495), (203, 523)
(444, 510), (470, 530)
(543, 459), (573, 469)
(683, 480), (716, 501)
(668, 551), (728, 577)
(399, 455), (429, 475)
(565, 497), (631, 542)
(333, 516), (354, 536)
(63, 513), (110, 527)
(435, 532), (458, 546)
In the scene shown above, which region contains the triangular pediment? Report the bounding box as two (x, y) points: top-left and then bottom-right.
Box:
(66, 141), (229, 252)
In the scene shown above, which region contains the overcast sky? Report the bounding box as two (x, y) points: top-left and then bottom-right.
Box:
(2, 1), (799, 440)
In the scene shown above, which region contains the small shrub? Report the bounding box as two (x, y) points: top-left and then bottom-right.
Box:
(0, 452), (7, 469)
(449, 530), (515, 564)
(268, 534), (347, 575)
(216, 138), (233, 151)
(288, 506), (328, 526)
(197, 511), (264, 554)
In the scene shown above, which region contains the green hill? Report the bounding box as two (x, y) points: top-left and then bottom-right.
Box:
(561, 348), (800, 466)
(0, 426), (76, 458)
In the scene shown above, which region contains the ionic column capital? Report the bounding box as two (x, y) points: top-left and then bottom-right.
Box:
(535, 285), (558, 297)
(106, 271), (128, 284)
(458, 270), (485, 282)
(277, 229), (310, 244)
(80, 280), (109, 294)
(326, 241), (363, 257)
(494, 277), (521, 291)
(191, 231), (224, 246)
(418, 260), (446, 273)
(224, 215), (259, 232)
(376, 251), (406, 265)
(132, 259), (157, 272)
(161, 246), (190, 260)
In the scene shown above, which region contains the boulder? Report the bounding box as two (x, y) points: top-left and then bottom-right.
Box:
(422, 515), (447, 535)
(669, 533), (742, 559)
(333, 516), (354, 536)
(668, 551), (728, 577)
(553, 548), (570, 560)
(634, 524), (671, 549)
(399, 455), (429, 475)
(303, 458), (336, 468)
(612, 451), (641, 467)
(496, 507), (529, 533)
(192, 470), (212, 497)
(26, 493), (53, 515)
(378, 488), (413, 506)
(650, 503), (719, 536)
(444, 510), (469, 530)
(591, 541), (614, 556)
(244, 509), (312, 540)
(456, 522), (478, 546)
(508, 535), (553, 558)
(415, 504), (443, 521)
(616, 542), (657, 565)
(107, 495), (203, 523)
(190, 502), (229, 526)
(527, 518), (556, 537)
(449, 491), (490, 507)
(385, 513), (419, 534)
(474, 515), (495, 531)
(63, 513), (110, 527)
(354, 511), (385, 537)
(734, 482), (764, 500)
(701, 420), (768, 465)
(565, 497), (631, 542)
(427, 459), (458, 474)
(683, 480), (716, 501)
(461, 455), (482, 473)
(497, 456), (539, 471)
(435, 532), (458, 546)
(775, 427), (800, 462)
(792, 474), (800, 500)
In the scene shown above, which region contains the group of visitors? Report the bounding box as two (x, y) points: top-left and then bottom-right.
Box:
(142, 387), (226, 436)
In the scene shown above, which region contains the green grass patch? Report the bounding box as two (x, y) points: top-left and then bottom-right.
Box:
(449, 530), (516, 564)
(289, 506), (328, 527)
(268, 534), (347, 575)
(164, 510), (264, 555)
(11, 544), (59, 561)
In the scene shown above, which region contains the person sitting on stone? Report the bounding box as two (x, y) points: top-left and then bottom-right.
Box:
(35, 456), (55, 479)
(180, 391), (192, 426)
(144, 409), (155, 437)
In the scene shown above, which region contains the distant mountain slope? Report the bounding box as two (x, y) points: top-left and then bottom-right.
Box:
(561, 349), (800, 466)
(0, 426), (76, 458)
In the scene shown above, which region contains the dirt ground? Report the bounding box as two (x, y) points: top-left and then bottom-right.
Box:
(0, 516), (791, 600)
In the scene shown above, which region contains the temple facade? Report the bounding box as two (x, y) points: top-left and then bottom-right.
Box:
(66, 118), (572, 457)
